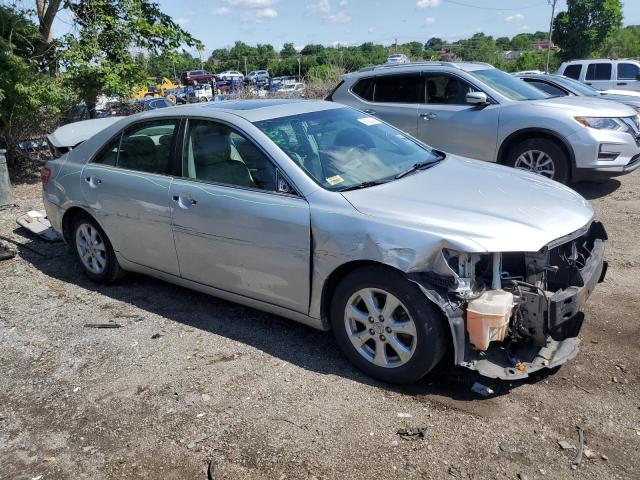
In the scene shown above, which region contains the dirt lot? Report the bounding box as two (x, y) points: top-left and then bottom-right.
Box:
(0, 173), (639, 480)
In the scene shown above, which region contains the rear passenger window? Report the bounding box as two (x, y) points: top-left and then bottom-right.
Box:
(618, 63), (639, 80)
(374, 75), (422, 103)
(563, 64), (582, 80)
(351, 77), (374, 101)
(118, 120), (177, 174)
(586, 63), (612, 81)
(92, 135), (120, 166)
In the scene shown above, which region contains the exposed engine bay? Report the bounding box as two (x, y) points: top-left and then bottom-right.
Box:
(415, 221), (608, 380)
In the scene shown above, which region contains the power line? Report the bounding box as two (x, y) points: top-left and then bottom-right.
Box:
(442, 0), (549, 10)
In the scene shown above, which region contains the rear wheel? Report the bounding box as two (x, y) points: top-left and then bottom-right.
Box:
(506, 138), (570, 184)
(331, 266), (447, 384)
(72, 214), (124, 284)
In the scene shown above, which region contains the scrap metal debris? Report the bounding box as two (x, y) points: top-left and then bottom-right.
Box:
(16, 210), (61, 242)
(0, 234), (45, 256)
(558, 439), (575, 450)
(471, 382), (495, 397)
(573, 426), (585, 466)
(83, 322), (122, 329)
(0, 242), (15, 261)
(397, 426), (426, 441)
(207, 458), (215, 480)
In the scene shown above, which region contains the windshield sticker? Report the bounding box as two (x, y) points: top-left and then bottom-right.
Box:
(326, 175), (345, 186)
(357, 117), (381, 126)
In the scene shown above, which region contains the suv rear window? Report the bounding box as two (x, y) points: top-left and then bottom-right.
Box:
(351, 78), (374, 101)
(586, 63), (612, 81)
(617, 63), (639, 80)
(374, 75), (422, 103)
(563, 64), (582, 80)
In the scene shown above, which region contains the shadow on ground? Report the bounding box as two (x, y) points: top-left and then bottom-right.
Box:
(572, 178), (621, 200)
(11, 227), (553, 404)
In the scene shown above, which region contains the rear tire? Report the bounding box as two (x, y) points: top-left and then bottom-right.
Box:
(331, 266), (447, 384)
(505, 138), (570, 184)
(72, 214), (124, 284)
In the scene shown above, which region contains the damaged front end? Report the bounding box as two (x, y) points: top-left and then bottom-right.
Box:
(411, 221), (608, 380)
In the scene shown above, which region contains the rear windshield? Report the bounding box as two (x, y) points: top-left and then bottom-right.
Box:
(470, 68), (548, 101)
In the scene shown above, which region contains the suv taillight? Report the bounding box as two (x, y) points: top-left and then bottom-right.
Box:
(41, 167), (52, 185)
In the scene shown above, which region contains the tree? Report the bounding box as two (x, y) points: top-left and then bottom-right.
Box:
(425, 37), (442, 51)
(496, 37), (511, 50)
(33, 0), (62, 64)
(600, 25), (640, 58)
(61, 0), (200, 115)
(554, 0), (623, 60)
(280, 42), (296, 58)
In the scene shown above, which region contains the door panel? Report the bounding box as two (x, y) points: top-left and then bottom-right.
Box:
(80, 119), (180, 275)
(616, 62), (640, 92)
(80, 165), (179, 275)
(418, 75), (499, 161)
(366, 74), (422, 137)
(170, 180), (311, 312)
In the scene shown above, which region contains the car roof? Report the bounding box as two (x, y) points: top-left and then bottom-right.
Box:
(126, 99), (345, 123)
(345, 61), (494, 78)
(562, 58), (640, 64)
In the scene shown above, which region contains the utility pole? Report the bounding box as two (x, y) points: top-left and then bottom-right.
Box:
(297, 56), (301, 80)
(546, 0), (557, 73)
(394, 37), (398, 53)
(244, 56), (247, 75)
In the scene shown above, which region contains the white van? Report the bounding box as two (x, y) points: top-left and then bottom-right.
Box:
(557, 59), (640, 92)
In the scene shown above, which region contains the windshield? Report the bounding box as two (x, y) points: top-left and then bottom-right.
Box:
(550, 75), (599, 97)
(470, 68), (549, 101)
(254, 108), (442, 191)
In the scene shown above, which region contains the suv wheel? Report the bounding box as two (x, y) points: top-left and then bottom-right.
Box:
(506, 138), (569, 183)
(331, 266), (446, 384)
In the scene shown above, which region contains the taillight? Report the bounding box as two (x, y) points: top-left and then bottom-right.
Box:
(41, 167), (52, 185)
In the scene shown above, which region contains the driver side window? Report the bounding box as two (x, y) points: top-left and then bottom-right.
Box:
(182, 119), (277, 191)
(426, 75), (475, 105)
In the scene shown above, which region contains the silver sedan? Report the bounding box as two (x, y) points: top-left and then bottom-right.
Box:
(42, 100), (607, 383)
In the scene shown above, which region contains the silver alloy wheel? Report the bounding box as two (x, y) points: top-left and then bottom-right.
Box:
(344, 288), (417, 368)
(75, 223), (107, 274)
(514, 149), (556, 179)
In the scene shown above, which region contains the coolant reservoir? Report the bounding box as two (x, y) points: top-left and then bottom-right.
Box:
(466, 290), (514, 351)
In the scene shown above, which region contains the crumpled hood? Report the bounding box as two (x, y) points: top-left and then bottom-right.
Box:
(341, 156), (594, 253)
(527, 95), (637, 118)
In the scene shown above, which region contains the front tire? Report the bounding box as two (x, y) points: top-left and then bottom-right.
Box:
(506, 138), (570, 184)
(331, 266), (447, 384)
(72, 214), (124, 284)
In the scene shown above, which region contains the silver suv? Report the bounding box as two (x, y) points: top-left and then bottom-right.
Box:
(329, 62), (640, 183)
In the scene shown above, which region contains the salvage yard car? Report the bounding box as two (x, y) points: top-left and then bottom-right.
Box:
(42, 100), (607, 383)
(329, 61), (640, 183)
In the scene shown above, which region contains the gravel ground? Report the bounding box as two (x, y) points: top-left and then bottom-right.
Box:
(0, 174), (639, 480)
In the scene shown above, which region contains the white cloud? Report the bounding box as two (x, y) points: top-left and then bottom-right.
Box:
(423, 17), (436, 24)
(176, 16), (191, 27)
(417, 0), (442, 9)
(368, 27), (375, 33)
(240, 7), (278, 21)
(210, 7), (230, 15)
(504, 13), (525, 22)
(326, 10), (351, 23)
(225, 0), (277, 6)
(520, 24), (530, 31)
(307, 0), (351, 23)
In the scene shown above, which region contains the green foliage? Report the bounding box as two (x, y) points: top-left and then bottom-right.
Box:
(554, 0), (623, 60)
(61, 0), (200, 113)
(600, 25), (640, 58)
(0, 5), (72, 166)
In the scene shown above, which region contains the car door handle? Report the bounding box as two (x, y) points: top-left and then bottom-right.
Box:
(617, 82), (628, 85)
(172, 194), (197, 208)
(85, 176), (102, 187)
(420, 112), (437, 120)
(363, 109), (377, 115)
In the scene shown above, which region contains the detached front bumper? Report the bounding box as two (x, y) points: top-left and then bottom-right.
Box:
(461, 227), (607, 380)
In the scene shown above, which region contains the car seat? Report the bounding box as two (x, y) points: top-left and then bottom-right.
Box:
(193, 129), (255, 188)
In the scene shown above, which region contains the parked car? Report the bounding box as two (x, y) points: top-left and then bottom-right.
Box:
(217, 70), (244, 82)
(276, 82), (305, 97)
(133, 97), (175, 111)
(42, 99), (606, 383)
(170, 86), (192, 104)
(180, 70), (214, 85)
(557, 59), (640, 92)
(515, 73), (640, 113)
(329, 61), (640, 183)
(386, 54), (410, 64)
(246, 70), (270, 83)
(188, 84), (213, 103)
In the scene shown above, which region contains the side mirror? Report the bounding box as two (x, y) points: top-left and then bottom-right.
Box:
(466, 91), (489, 106)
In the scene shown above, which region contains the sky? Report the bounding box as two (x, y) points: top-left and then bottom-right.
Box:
(51, 0), (640, 56)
